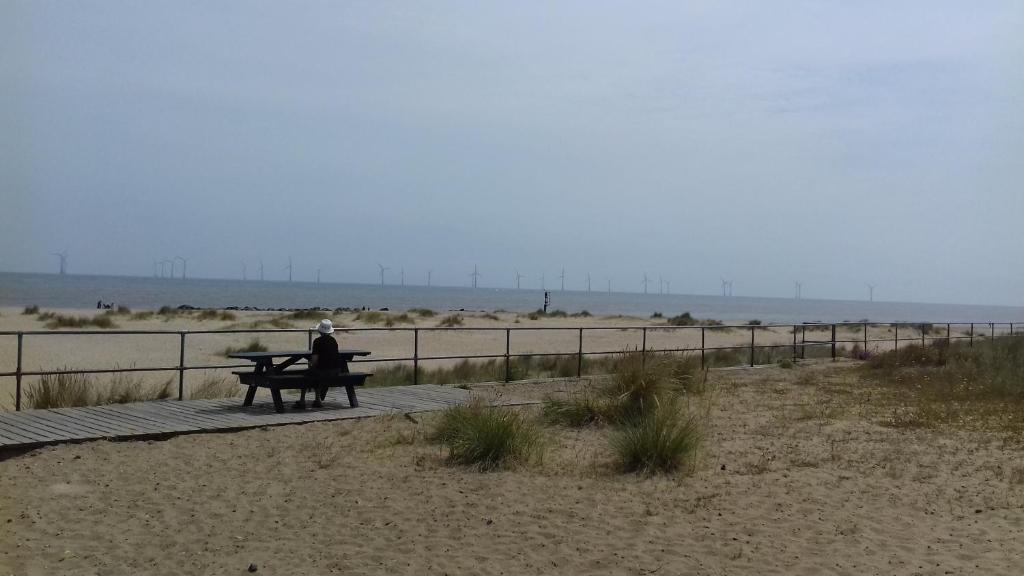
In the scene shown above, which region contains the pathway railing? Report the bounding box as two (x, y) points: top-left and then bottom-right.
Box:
(0, 321), (1018, 411)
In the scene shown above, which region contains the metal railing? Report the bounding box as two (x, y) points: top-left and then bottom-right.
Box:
(0, 321), (1018, 411)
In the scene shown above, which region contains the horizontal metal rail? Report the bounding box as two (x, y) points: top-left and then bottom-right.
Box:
(1, 321), (1018, 411)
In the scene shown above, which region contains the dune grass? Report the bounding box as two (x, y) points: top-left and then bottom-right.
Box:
(221, 338), (268, 357)
(437, 314), (464, 327)
(22, 305), (40, 315)
(408, 308), (436, 318)
(25, 371), (174, 409)
(40, 313), (118, 329)
(189, 375), (239, 399)
(196, 309), (237, 321)
(862, 335), (1024, 431)
(610, 397), (702, 474)
(431, 400), (545, 470)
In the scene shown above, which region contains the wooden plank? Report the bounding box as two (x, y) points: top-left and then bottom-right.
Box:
(390, 386), (467, 406)
(0, 418), (58, 443)
(0, 414), (71, 441)
(0, 422), (41, 444)
(6, 412), (101, 440)
(33, 408), (133, 436)
(132, 402), (245, 429)
(104, 404), (204, 433)
(46, 407), (147, 435)
(47, 407), (152, 435)
(87, 406), (191, 434)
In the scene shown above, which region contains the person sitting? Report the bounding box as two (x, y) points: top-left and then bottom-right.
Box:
(299, 319), (339, 408)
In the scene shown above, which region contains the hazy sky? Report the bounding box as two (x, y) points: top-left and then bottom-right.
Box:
(2, 1), (1022, 305)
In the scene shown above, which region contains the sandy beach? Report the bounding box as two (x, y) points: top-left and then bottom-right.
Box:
(2, 360), (1023, 575)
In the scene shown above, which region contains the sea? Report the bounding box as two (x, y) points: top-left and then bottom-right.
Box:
(1, 272), (1023, 325)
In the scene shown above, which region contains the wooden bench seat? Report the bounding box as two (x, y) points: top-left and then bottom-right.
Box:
(234, 370), (373, 413)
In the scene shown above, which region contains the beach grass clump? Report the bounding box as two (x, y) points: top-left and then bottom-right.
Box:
(480, 313), (501, 321)
(665, 312), (723, 327)
(25, 372), (94, 409)
(22, 305), (40, 315)
(432, 400), (544, 470)
(189, 375), (239, 399)
(610, 397), (702, 474)
(437, 314), (464, 327)
(130, 311), (155, 320)
(542, 390), (610, 427)
(221, 338), (268, 357)
(42, 313), (118, 329)
(408, 308), (436, 318)
(355, 310), (386, 324)
(383, 313), (415, 328)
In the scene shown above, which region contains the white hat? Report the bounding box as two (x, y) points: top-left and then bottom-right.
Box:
(314, 319), (335, 334)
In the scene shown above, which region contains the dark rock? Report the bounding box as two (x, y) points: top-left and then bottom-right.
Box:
(248, 563), (258, 572)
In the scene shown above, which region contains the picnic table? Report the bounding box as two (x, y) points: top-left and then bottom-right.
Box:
(229, 350), (372, 413)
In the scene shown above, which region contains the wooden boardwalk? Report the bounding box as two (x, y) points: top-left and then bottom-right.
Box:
(0, 384), (477, 451)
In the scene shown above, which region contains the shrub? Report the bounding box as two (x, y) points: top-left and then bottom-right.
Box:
(610, 397), (702, 474)
(221, 338), (268, 357)
(409, 308), (436, 318)
(383, 313), (415, 328)
(22, 305), (40, 315)
(431, 401), (544, 470)
(288, 309), (323, 321)
(571, 310), (592, 318)
(480, 313), (500, 321)
(748, 319), (763, 326)
(437, 314), (464, 327)
(651, 312), (663, 319)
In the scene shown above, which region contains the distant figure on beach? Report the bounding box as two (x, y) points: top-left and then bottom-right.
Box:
(96, 300), (102, 309)
(302, 319), (339, 408)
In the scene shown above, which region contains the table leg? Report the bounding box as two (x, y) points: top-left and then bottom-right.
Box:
(270, 387), (285, 413)
(345, 384), (358, 408)
(243, 385), (257, 407)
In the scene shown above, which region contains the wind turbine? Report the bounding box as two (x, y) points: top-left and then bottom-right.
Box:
(559, 267), (566, 291)
(242, 261), (247, 281)
(283, 257), (293, 282)
(540, 272), (546, 290)
(164, 259), (176, 278)
(51, 250), (68, 275)
(665, 279), (671, 295)
(586, 273), (591, 293)
(515, 270), (525, 290)
(316, 268), (321, 286)
(400, 267), (405, 287)
(867, 283), (875, 302)
(377, 263), (390, 287)
(607, 279), (611, 294)
(259, 259), (264, 281)
(721, 277), (734, 297)
(174, 256), (188, 279)
(642, 273), (650, 294)
(469, 265), (482, 289)
(658, 275), (664, 295)
(427, 269), (433, 287)
(794, 281), (803, 300)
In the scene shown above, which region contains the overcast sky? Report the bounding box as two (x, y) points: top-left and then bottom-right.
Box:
(2, 1), (1022, 305)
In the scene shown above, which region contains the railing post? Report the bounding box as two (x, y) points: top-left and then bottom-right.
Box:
(641, 328), (647, 369)
(15, 333), (23, 411)
(921, 324), (926, 348)
(991, 322), (995, 340)
(307, 329), (313, 349)
(504, 329), (511, 383)
(894, 324), (899, 361)
(792, 325), (797, 361)
(701, 327), (706, 368)
(413, 329), (419, 385)
(831, 324), (836, 360)
(970, 323), (974, 347)
(863, 323), (868, 354)
(1011, 323), (1015, 336)
(749, 326), (755, 367)
(947, 323), (951, 344)
(801, 325), (806, 359)
(178, 331), (186, 401)
(577, 328), (584, 378)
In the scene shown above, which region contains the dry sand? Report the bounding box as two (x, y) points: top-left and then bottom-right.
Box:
(0, 306), (949, 410)
(2, 360), (1024, 575)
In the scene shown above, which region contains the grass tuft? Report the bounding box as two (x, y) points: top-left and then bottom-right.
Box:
(221, 338), (268, 357)
(437, 314), (464, 327)
(431, 401), (544, 470)
(22, 305), (40, 315)
(610, 397), (702, 475)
